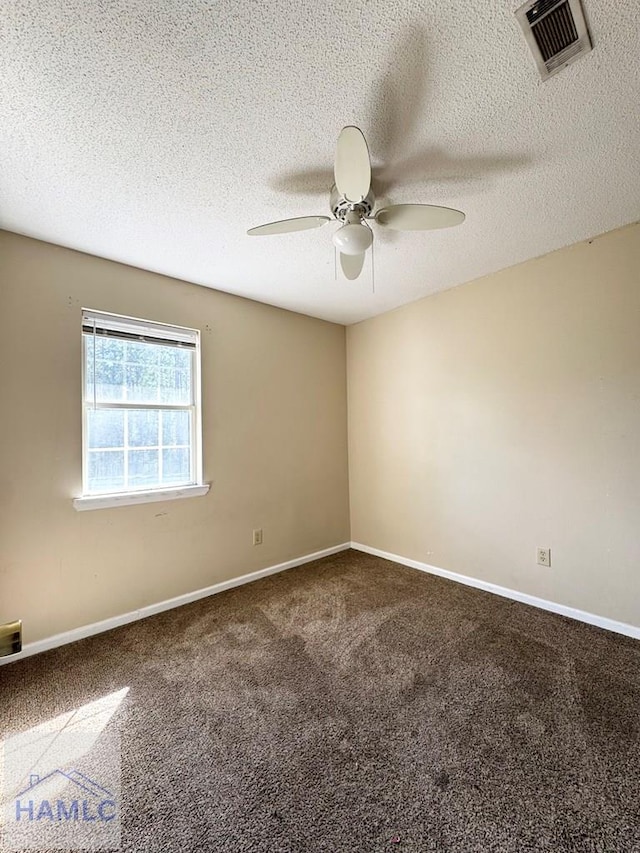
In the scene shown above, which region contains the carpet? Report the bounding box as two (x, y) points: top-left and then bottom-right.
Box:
(1, 549), (639, 852)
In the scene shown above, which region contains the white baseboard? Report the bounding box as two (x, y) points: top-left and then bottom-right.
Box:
(1, 542), (351, 666)
(6, 540), (637, 666)
(351, 542), (640, 641)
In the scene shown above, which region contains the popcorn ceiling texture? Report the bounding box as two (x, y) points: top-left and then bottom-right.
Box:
(1, 0), (638, 323)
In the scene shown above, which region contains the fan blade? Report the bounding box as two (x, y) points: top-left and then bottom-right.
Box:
(334, 126), (371, 203)
(340, 252), (366, 281)
(247, 216), (330, 236)
(375, 204), (465, 231)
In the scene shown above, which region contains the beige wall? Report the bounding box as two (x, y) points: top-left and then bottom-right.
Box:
(0, 232), (350, 644)
(348, 223), (640, 628)
(2, 221), (639, 646)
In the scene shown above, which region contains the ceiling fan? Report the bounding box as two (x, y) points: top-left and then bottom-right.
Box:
(247, 126), (465, 281)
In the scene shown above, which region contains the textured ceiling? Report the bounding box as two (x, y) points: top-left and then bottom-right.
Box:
(1, 0), (639, 324)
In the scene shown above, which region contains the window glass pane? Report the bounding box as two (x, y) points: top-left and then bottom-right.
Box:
(87, 409), (124, 449)
(128, 410), (160, 447)
(125, 340), (158, 366)
(96, 337), (125, 362)
(162, 410), (190, 447)
(159, 367), (191, 405)
(125, 362), (160, 404)
(85, 337), (92, 398)
(88, 450), (124, 493)
(175, 348), (191, 371)
(84, 337), (194, 404)
(162, 448), (191, 485)
(158, 347), (191, 370)
(96, 339), (125, 400)
(85, 336), (126, 403)
(96, 362), (125, 402)
(128, 450), (159, 489)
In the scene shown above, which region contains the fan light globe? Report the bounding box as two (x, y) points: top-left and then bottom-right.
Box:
(332, 222), (373, 256)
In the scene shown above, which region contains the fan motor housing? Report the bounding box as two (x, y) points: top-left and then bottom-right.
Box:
(330, 185), (375, 221)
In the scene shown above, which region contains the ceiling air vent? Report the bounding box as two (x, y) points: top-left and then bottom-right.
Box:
(515, 0), (592, 80)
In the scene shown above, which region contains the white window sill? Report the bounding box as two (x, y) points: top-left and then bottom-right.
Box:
(73, 484), (210, 512)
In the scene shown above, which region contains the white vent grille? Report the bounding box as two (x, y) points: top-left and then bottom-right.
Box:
(515, 0), (592, 80)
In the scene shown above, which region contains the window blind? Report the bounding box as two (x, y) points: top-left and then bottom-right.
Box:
(82, 309), (198, 348)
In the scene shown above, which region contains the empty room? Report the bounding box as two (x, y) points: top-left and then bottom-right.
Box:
(1, 1), (639, 851)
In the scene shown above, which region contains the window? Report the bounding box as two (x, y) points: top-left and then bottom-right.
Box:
(73, 310), (208, 510)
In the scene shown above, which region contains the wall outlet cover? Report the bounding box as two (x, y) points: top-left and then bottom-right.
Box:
(537, 547), (551, 566)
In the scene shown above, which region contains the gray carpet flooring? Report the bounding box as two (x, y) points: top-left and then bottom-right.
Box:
(1, 549), (640, 852)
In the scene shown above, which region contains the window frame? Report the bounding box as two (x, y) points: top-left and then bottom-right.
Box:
(73, 309), (209, 511)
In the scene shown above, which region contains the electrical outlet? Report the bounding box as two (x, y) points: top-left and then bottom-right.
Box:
(537, 547), (551, 567)
(253, 528), (263, 546)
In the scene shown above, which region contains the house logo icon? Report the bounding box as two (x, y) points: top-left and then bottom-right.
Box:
(15, 770), (117, 823)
